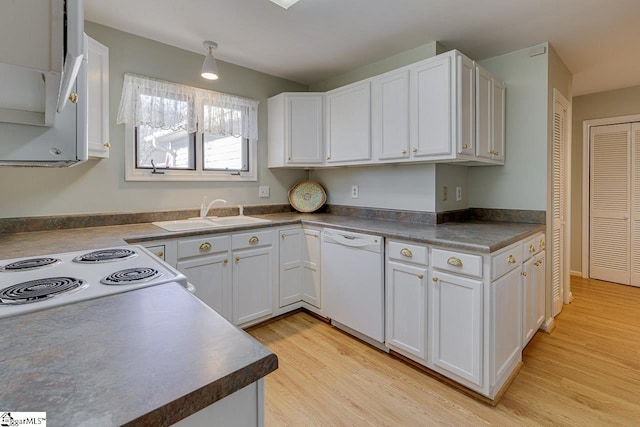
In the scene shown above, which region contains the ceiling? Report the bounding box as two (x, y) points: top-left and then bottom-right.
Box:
(85, 0), (640, 96)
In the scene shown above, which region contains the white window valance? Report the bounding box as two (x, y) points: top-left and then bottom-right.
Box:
(117, 73), (259, 140)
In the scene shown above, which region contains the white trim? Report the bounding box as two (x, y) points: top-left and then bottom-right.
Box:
(570, 270), (582, 277)
(581, 114), (640, 279)
(124, 125), (257, 182)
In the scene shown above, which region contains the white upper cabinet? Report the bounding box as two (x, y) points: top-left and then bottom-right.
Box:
(268, 93), (324, 167)
(87, 35), (110, 159)
(268, 50), (505, 168)
(475, 65), (505, 164)
(372, 68), (411, 161)
(325, 81), (372, 164)
(410, 54), (453, 158)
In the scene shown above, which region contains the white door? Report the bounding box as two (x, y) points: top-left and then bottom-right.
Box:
(475, 66), (492, 160)
(492, 268), (522, 386)
(589, 123), (631, 285)
(521, 257), (537, 347)
(386, 260), (427, 359)
(631, 123), (640, 286)
(372, 69), (410, 161)
(551, 90), (570, 316)
(410, 55), (452, 157)
(279, 228), (302, 307)
(177, 253), (231, 321)
(458, 54), (475, 156)
(325, 81), (371, 163)
(233, 246), (273, 326)
(430, 271), (483, 386)
(302, 228), (321, 308)
(286, 94), (324, 164)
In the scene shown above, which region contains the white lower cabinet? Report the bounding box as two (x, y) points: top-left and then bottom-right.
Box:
(386, 260), (427, 359)
(301, 228), (321, 309)
(386, 235), (544, 400)
(277, 226), (322, 314)
(279, 227), (303, 307)
(233, 231), (274, 327)
(491, 267), (522, 386)
(521, 256), (537, 346)
(430, 271), (483, 386)
(177, 252), (232, 322)
(171, 229), (275, 328)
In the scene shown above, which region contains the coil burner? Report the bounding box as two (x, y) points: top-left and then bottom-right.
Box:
(0, 277), (87, 305)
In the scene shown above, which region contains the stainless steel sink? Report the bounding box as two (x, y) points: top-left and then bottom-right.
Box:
(152, 216), (270, 231)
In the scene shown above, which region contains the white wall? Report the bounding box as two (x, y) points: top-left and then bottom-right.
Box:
(435, 164), (469, 212)
(0, 22), (308, 219)
(310, 164), (437, 211)
(469, 44), (549, 210)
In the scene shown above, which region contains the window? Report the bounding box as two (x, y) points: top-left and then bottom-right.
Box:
(117, 74), (258, 181)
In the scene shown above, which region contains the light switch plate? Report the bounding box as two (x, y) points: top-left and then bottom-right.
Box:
(259, 186), (270, 198)
(456, 187), (462, 201)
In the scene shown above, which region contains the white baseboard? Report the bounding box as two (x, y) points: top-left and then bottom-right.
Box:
(570, 270), (582, 277)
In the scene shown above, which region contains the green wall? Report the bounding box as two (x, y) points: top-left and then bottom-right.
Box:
(469, 43), (551, 210)
(0, 22), (308, 218)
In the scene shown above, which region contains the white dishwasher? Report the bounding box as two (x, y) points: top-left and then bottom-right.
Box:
(321, 229), (384, 344)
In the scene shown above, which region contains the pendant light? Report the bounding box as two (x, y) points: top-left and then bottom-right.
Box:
(201, 41), (219, 80)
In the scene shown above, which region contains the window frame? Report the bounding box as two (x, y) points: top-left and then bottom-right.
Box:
(125, 124), (257, 182)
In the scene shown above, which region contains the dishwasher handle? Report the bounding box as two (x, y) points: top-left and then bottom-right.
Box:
(322, 230), (381, 249)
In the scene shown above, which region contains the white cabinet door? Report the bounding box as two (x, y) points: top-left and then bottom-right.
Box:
(326, 81), (371, 164)
(491, 267), (522, 386)
(86, 35), (109, 158)
(475, 65), (505, 164)
(492, 79), (505, 162)
(430, 271), (483, 386)
(521, 257), (537, 347)
(286, 94), (324, 165)
(177, 252), (232, 322)
(475, 66), (492, 160)
(279, 228), (303, 307)
(302, 228), (321, 308)
(457, 54), (475, 156)
(535, 251), (546, 328)
(233, 246), (273, 326)
(372, 69), (410, 161)
(410, 55), (452, 158)
(268, 93), (323, 167)
(386, 260), (427, 359)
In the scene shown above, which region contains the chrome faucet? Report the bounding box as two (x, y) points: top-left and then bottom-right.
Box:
(200, 196), (227, 218)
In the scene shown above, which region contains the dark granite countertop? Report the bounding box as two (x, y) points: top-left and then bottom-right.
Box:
(0, 213), (545, 259)
(0, 283), (277, 426)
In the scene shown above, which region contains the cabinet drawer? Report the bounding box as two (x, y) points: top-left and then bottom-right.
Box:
(432, 248), (482, 278)
(522, 233), (545, 261)
(388, 241), (428, 266)
(178, 235), (230, 259)
(145, 244), (166, 261)
(232, 229), (273, 250)
(491, 242), (522, 280)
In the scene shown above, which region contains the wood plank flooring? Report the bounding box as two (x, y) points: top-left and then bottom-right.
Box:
(248, 277), (640, 426)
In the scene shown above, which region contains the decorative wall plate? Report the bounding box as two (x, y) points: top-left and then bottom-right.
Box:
(288, 180), (327, 213)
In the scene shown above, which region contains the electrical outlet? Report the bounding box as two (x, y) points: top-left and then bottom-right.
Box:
(351, 185), (359, 199)
(259, 186), (270, 198)
(456, 187), (463, 201)
(442, 186), (448, 201)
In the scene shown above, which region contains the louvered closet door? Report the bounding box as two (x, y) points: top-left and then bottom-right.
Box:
(631, 123), (640, 286)
(590, 124), (631, 285)
(551, 98), (567, 316)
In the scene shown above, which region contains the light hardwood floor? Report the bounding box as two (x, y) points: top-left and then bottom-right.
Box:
(249, 277), (640, 426)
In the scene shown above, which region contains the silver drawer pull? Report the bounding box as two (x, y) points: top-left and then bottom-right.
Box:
(400, 248), (413, 258)
(447, 257), (463, 267)
(249, 236), (259, 244)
